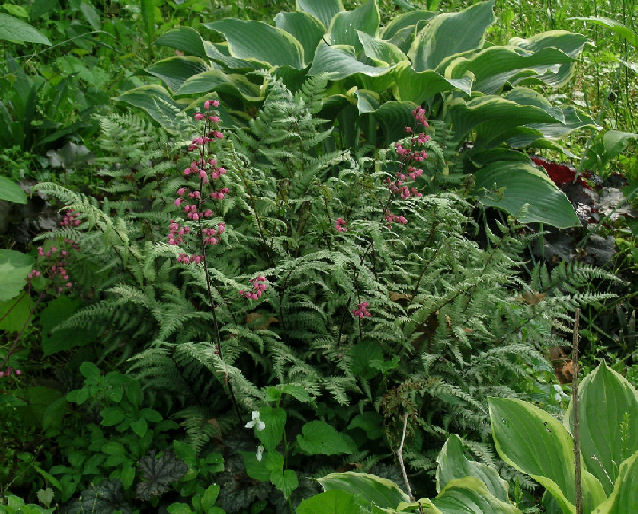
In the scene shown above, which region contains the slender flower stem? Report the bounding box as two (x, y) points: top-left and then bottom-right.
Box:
(571, 308), (583, 514)
(397, 412), (414, 501)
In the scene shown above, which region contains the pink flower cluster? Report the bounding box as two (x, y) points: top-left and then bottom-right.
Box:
(352, 301), (371, 318)
(239, 276), (268, 300)
(202, 222), (225, 245)
(384, 212), (408, 225)
(0, 367), (21, 378)
(32, 224), (79, 291)
(335, 217), (348, 232)
(60, 209), (81, 228)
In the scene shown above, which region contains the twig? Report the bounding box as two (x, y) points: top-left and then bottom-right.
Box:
(571, 308), (583, 514)
(397, 412), (414, 501)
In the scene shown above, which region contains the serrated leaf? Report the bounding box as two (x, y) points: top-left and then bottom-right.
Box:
(0, 13), (51, 45)
(136, 451), (188, 501)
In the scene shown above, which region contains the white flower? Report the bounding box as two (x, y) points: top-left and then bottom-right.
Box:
(245, 410), (266, 431)
(256, 445), (264, 462)
(553, 384), (568, 402)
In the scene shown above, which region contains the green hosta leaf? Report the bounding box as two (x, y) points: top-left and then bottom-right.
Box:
(329, 0), (379, 52)
(354, 88), (380, 113)
(270, 469), (298, 498)
(0, 293), (33, 332)
(205, 19), (304, 69)
(309, 41), (390, 80)
(147, 56), (208, 93)
(475, 161), (580, 228)
(489, 397), (606, 513)
(176, 70), (261, 101)
(297, 489), (388, 514)
(436, 435), (509, 501)
(204, 41), (265, 70)
(0, 250), (33, 301)
(0, 13), (51, 45)
(565, 362), (638, 495)
(155, 27), (208, 59)
(394, 63), (471, 103)
(115, 85), (188, 134)
(256, 406), (286, 452)
(0, 176), (26, 204)
(432, 477), (520, 513)
(296, 0), (344, 31)
(318, 472), (410, 508)
(593, 451), (638, 513)
(409, 0), (495, 71)
(358, 31), (407, 66)
(374, 101), (418, 145)
(381, 10), (435, 41)
(275, 11), (324, 63)
(529, 105), (596, 140)
(297, 420), (357, 455)
(568, 16), (637, 47)
(602, 130), (638, 159)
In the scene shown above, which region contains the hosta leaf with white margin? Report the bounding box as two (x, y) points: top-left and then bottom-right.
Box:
(296, 0), (344, 31)
(0, 176), (27, 204)
(436, 434), (509, 501)
(381, 10), (435, 41)
(147, 57), (209, 93)
(443, 46), (575, 95)
(592, 451), (638, 513)
(0, 13), (51, 45)
(564, 362), (638, 495)
(297, 489), (398, 514)
(408, 0), (495, 72)
(204, 19), (304, 69)
(204, 41), (265, 71)
(328, 0), (379, 52)
(475, 161), (580, 228)
(309, 42), (391, 80)
(114, 85), (190, 134)
(393, 63), (472, 104)
(176, 70), (262, 101)
(0, 250), (34, 301)
(296, 420), (357, 455)
(275, 11), (325, 62)
(358, 31), (407, 66)
(508, 31), (589, 88)
(601, 130), (638, 159)
(317, 472), (410, 509)
(431, 477), (520, 513)
(568, 17), (637, 47)
(489, 397), (607, 513)
(155, 27), (207, 59)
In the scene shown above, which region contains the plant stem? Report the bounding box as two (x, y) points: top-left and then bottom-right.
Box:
(571, 308), (583, 514)
(397, 412), (414, 501)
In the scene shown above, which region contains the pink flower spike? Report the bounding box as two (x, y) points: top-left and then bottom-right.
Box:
(174, 198), (182, 207)
(204, 100), (211, 110)
(204, 209), (213, 217)
(212, 100), (220, 107)
(194, 112), (205, 120)
(66, 282), (72, 288)
(177, 187), (186, 196)
(15, 369), (21, 375)
(38, 247), (44, 256)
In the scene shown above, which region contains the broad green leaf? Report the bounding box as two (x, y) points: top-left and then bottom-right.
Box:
(593, 451), (638, 513)
(115, 85), (188, 134)
(347, 412), (384, 440)
(354, 88), (380, 113)
(602, 130), (638, 159)
(201, 484), (220, 510)
(264, 383), (314, 404)
(131, 418), (148, 437)
(79, 361), (100, 382)
(374, 101), (418, 145)
(329, 0), (379, 52)
(432, 477), (520, 513)
(0, 249), (33, 301)
(381, 10), (435, 41)
(489, 397), (606, 513)
(205, 19), (304, 69)
(0, 13), (51, 45)
(177, 70), (262, 101)
(296, 0), (344, 30)
(475, 161), (580, 228)
(358, 31), (407, 66)
(155, 27), (207, 59)
(79, 3), (100, 31)
(568, 16), (637, 47)
(147, 56), (209, 93)
(2, 4), (28, 17)
(564, 362), (638, 495)
(100, 406), (125, 426)
(436, 435), (509, 501)
(40, 296), (94, 356)
(204, 41), (265, 70)
(297, 489), (385, 514)
(309, 42), (390, 80)
(167, 503), (193, 514)
(256, 406), (287, 452)
(393, 63), (471, 104)
(297, 420), (357, 455)
(0, 293), (33, 332)
(528, 106), (596, 140)
(140, 0), (155, 46)
(409, 0), (495, 72)
(270, 469), (298, 498)
(242, 449), (283, 482)
(318, 472), (410, 508)
(275, 11), (324, 63)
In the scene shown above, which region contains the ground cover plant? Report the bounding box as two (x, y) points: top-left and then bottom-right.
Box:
(1, 0), (636, 512)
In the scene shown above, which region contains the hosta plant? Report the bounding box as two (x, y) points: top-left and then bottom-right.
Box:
(119, 0), (595, 228)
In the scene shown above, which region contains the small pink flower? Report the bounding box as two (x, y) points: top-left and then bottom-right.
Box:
(194, 112), (205, 120)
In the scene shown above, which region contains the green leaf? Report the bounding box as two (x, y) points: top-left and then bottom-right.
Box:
(0, 250), (33, 301)
(270, 469), (298, 498)
(147, 56), (209, 93)
(317, 472), (410, 508)
(358, 31), (407, 66)
(393, 63), (471, 103)
(79, 361), (100, 382)
(100, 406), (125, 426)
(297, 489), (381, 514)
(242, 449), (283, 482)
(296, 0), (343, 30)
(602, 130), (638, 159)
(475, 161), (580, 228)
(256, 406), (286, 452)
(131, 418), (148, 438)
(115, 85), (187, 134)
(176, 70), (261, 101)
(0, 293), (33, 332)
(40, 297), (94, 356)
(79, 3), (100, 31)
(0, 176), (27, 204)
(381, 10), (435, 41)
(140, 0), (155, 47)
(102, 441), (127, 456)
(436, 435), (509, 501)
(568, 16), (637, 47)
(275, 11), (325, 63)
(592, 451), (638, 513)
(309, 41), (390, 80)
(155, 27), (207, 58)
(201, 484), (220, 510)
(409, 0), (495, 71)
(297, 420), (357, 455)
(120, 462), (136, 489)
(489, 397), (606, 514)
(168, 502), (193, 514)
(205, 19), (304, 69)
(329, 0), (379, 52)
(264, 384), (314, 404)
(0, 13), (51, 45)
(347, 412), (384, 440)
(432, 477), (520, 513)
(564, 362), (638, 495)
